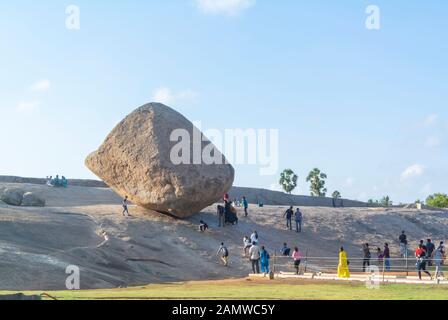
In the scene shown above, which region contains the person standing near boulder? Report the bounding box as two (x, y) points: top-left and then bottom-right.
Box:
(249, 242), (261, 274)
(242, 196), (249, 217)
(294, 208), (303, 233)
(217, 243), (229, 266)
(283, 206), (294, 230)
(122, 196), (130, 217)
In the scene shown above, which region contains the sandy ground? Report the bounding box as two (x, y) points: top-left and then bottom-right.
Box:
(0, 182), (447, 290)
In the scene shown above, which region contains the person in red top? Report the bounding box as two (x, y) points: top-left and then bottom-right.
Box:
(415, 244), (432, 280)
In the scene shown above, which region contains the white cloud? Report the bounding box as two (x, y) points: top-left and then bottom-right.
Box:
(401, 164), (425, 180)
(423, 113), (438, 126)
(195, 0), (255, 16)
(345, 177), (355, 186)
(152, 87), (200, 106)
(30, 79), (51, 92)
(16, 101), (41, 113)
(425, 136), (440, 148)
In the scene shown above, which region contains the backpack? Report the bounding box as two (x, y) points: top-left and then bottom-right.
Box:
(222, 247), (229, 257)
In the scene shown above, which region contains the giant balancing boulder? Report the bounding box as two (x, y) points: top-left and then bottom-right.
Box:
(85, 103), (235, 218)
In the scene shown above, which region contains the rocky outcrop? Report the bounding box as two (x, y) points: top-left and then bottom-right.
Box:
(0, 188), (24, 206)
(21, 192), (46, 207)
(85, 103), (234, 218)
(0, 188), (46, 207)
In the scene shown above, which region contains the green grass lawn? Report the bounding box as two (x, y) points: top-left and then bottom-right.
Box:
(2, 279), (448, 300)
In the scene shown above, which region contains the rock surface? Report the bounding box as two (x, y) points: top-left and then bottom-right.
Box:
(0, 188), (24, 206)
(21, 192), (46, 207)
(85, 103), (234, 218)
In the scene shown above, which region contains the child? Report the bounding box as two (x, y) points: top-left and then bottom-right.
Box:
(199, 220), (209, 232)
(243, 236), (252, 256)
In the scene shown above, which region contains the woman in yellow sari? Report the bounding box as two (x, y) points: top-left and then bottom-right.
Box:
(338, 247), (351, 278)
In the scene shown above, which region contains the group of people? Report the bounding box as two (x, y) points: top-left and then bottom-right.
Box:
(347, 232), (446, 280)
(217, 194), (249, 227)
(283, 206), (303, 233)
(46, 175), (68, 188)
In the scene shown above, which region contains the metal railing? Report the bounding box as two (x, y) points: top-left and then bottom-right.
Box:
(272, 251), (446, 280)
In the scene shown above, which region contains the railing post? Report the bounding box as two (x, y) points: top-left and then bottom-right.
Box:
(273, 250), (276, 276)
(382, 257), (386, 283)
(406, 255), (408, 277)
(304, 249), (309, 274)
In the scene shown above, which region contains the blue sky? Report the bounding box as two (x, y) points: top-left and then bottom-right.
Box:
(0, 0), (447, 203)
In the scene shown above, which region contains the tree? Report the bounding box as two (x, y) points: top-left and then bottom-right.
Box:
(279, 169), (298, 194)
(426, 193), (448, 209)
(332, 191), (342, 199)
(380, 196), (392, 207)
(306, 168), (327, 197)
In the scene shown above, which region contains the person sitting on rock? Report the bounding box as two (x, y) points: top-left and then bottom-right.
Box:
(199, 220), (209, 232)
(61, 176), (68, 188)
(53, 175), (61, 187)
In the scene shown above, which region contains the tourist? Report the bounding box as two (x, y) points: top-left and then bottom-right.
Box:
(54, 175), (61, 187)
(260, 246), (270, 274)
(292, 247), (302, 275)
(294, 208), (303, 233)
(283, 206), (294, 230)
(362, 243), (371, 272)
(434, 242), (446, 280)
(250, 231), (259, 245)
(383, 243), (391, 271)
(122, 196), (130, 217)
(199, 220), (209, 232)
(415, 244), (432, 280)
(242, 196), (249, 217)
(223, 193), (230, 202)
(377, 247), (384, 266)
(61, 176), (68, 188)
(338, 247), (350, 278)
(426, 239), (435, 266)
(399, 231), (408, 258)
(217, 243), (229, 266)
(281, 243), (291, 256)
(243, 236), (252, 256)
(249, 242), (261, 274)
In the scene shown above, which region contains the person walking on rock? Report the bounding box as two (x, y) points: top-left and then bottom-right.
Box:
(217, 242), (229, 266)
(383, 243), (391, 271)
(242, 196), (249, 217)
(249, 242), (261, 274)
(295, 208), (303, 233)
(283, 206), (294, 230)
(122, 196), (130, 217)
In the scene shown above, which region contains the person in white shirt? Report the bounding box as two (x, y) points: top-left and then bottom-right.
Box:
(243, 236), (252, 256)
(249, 242), (261, 274)
(250, 231), (259, 245)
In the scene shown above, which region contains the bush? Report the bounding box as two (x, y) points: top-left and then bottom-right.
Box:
(426, 193), (448, 209)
